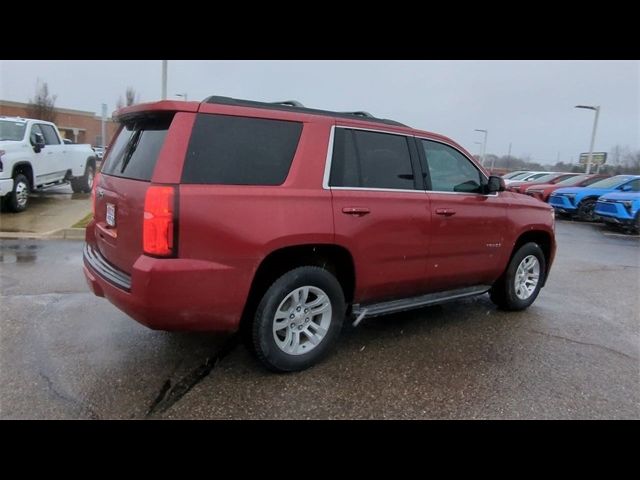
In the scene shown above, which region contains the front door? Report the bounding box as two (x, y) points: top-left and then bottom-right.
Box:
(418, 138), (507, 291)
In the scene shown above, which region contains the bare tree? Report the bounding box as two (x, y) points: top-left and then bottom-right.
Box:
(117, 87), (138, 110)
(26, 80), (57, 122)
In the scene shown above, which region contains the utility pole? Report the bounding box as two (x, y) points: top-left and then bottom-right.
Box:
(161, 60), (168, 100)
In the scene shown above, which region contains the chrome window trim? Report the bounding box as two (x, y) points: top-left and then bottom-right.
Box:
(323, 125), (499, 197)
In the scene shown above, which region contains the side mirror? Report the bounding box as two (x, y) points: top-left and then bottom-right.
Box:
(620, 184), (632, 192)
(31, 132), (46, 153)
(486, 175), (505, 194)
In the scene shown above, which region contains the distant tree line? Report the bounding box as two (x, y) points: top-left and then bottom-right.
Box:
(475, 145), (640, 175)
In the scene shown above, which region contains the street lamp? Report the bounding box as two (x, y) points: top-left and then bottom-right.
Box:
(176, 93), (188, 101)
(473, 141), (483, 161)
(161, 60), (167, 100)
(474, 129), (488, 168)
(575, 105), (600, 174)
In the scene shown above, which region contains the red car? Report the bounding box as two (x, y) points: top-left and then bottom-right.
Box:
(506, 172), (580, 194)
(525, 174), (610, 202)
(83, 96), (556, 372)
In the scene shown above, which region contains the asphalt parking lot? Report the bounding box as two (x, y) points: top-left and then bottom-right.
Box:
(0, 220), (638, 419)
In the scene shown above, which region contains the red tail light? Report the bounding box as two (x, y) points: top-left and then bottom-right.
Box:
(143, 185), (176, 257)
(91, 171), (101, 217)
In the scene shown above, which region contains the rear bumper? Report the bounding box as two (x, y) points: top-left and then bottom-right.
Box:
(83, 242), (252, 332)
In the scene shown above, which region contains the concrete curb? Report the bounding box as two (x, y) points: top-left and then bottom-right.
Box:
(0, 227), (85, 241)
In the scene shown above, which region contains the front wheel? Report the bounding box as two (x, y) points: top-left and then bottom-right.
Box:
(71, 163), (95, 193)
(7, 174), (30, 212)
(490, 242), (546, 311)
(251, 266), (346, 372)
(577, 198), (597, 222)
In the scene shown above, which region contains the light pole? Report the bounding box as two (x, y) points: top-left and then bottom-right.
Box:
(161, 60), (168, 100)
(575, 105), (600, 174)
(100, 103), (107, 148)
(474, 141), (483, 161)
(475, 129), (488, 168)
(176, 93), (188, 101)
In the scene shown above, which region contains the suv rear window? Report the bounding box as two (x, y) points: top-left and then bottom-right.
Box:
(101, 114), (173, 181)
(182, 114), (303, 185)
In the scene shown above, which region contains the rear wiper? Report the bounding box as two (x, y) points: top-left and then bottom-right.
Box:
(120, 130), (142, 174)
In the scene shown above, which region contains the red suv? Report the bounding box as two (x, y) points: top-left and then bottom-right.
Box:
(83, 96), (556, 372)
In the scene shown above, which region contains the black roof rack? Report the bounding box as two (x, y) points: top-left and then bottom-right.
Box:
(202, 96), (407, 127)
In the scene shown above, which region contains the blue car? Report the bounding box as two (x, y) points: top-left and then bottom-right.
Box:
(595, 191), (640, 232)
(549, 175), (640, 221)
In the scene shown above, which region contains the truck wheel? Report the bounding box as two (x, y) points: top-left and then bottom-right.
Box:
(577, 198), (597, 222)
(71, 163), (95, 193)
(7, 174), (30, 213)
(251, 266), (346, 372)
(490, 242), (546, 311)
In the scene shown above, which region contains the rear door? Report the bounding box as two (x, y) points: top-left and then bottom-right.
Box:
(329, 127), (431, 304)
(418, 138), (507, 291)
(93, 113), (174, 273)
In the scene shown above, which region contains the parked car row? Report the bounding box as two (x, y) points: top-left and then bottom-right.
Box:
(501, 170), (640, 232)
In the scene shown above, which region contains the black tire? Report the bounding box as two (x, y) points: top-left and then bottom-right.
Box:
(633, 212), (640, 234)
(490, 242), (546, 311)
(7, 174), (30, 213)
(577, 198), (597, 222)
(71, 163), (95, 193)
(251, 266), (346, 372)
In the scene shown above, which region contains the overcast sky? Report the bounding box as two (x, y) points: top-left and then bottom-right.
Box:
(1, 60), (638, 163)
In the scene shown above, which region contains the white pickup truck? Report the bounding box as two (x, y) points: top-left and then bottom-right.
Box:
(0, 116), (98, 212)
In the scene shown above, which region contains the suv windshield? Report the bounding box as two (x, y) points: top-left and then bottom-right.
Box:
(587, 176), (635, 189)
(0, 120), (27, 141)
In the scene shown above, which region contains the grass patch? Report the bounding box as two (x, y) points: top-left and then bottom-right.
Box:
(72, 213), (94, 229)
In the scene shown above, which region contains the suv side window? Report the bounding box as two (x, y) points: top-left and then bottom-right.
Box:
(421, 140), (483, 193)
(330, 128), (416, 190)
(182, 114), (303, 185)
(39, 124), (61, 145)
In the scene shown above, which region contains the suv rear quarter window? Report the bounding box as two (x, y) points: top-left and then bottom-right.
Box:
(182, 114), (303, 185)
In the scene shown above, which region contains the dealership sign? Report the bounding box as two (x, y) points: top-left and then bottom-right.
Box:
(579, 152), (607, 165)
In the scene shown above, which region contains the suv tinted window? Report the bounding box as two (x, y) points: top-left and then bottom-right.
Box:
(101, 115), (173, 181)
(330, 128), (416, 190)
(182, 114), (303, 185)
(39, 124), (60, 145)
(421, 140), (483, 193)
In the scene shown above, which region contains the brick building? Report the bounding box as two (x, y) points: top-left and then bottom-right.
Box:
(0, 99), (118, 146)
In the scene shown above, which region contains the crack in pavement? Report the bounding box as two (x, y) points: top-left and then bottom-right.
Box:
(38, 370), (101, 420)
(145, 336), (239, 418)
(528, 329), (639, 362)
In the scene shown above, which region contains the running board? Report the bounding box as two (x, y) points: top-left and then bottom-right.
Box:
(351, 285), (491, 326)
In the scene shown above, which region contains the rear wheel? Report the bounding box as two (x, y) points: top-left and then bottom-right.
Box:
(7, 174), (30, 213)
(251, 266), (345, 372)
(577, 198), (597, 222)
(490, 242), (546, 311)
(71, 163), (95, 193)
